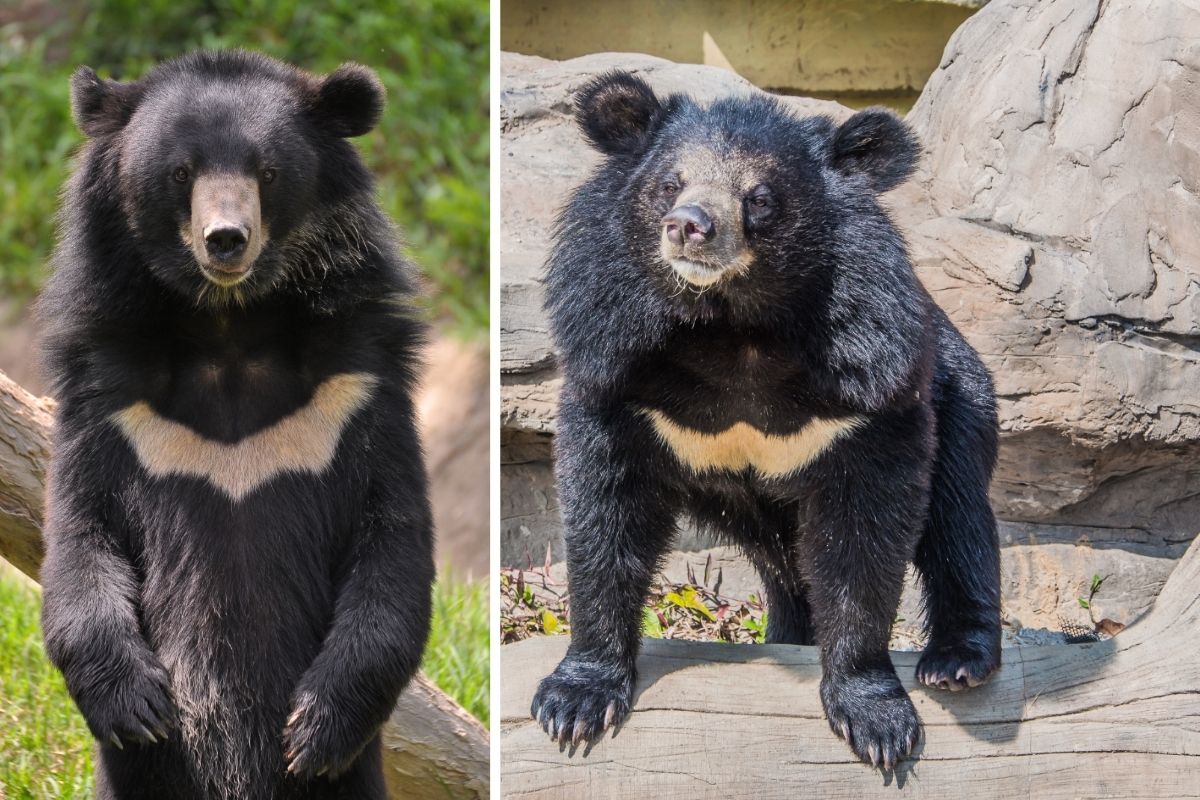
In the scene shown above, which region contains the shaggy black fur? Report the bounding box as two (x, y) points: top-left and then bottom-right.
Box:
(38, 51), (433, 799)
(533, 72), (1002, 768)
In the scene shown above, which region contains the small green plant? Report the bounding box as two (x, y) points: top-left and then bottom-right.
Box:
(1078, 573), (1105, 612)
(501, 552), (772, 645)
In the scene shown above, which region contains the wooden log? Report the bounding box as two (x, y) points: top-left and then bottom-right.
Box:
(0, 370), (489, 799)
(0, 371), (53, 580)
(501, 536), (1200, 799)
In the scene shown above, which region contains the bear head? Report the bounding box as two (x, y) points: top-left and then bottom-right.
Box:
(69, 50), (384, 304)
(573, 71), (919, 305)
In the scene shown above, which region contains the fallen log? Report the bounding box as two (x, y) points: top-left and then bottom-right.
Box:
(0, 371), (52, 580)
(0, 370), (489, 799)
(501, 536), (1200, 799)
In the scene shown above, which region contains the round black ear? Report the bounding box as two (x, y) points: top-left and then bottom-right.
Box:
(576, 71), (667, 156)
(310, 63), (385, 138)
(831, 107), (919, 193)
(71, 66), (144, 138)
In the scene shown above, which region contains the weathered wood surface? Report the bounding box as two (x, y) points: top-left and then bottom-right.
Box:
(501, 536), (1200, 799)
(0, 370), (489, 799)
(0, 371), (53, 580)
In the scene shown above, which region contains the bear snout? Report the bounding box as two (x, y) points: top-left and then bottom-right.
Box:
(662, 204), (715, 246)
(188, 173), (266, 283)
(658, 197), (751, 288)
(203, 225), (249, 267)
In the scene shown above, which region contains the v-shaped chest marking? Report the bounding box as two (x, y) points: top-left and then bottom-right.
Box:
(112, 372), (378, 501)
(644, 408), (864, 478)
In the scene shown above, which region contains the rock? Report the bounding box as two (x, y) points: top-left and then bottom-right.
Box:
(901, 0), (1200, 537)
(415, 336), (490, 577)
(499, 0), (1200, 565)
(500, 461), (561, 568)
(658, 541), (1174, 648)
(500, 0), (982, 104)
(511, 541), (1166, 652)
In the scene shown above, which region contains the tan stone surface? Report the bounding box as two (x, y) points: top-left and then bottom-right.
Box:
(501, 0), (980, 100)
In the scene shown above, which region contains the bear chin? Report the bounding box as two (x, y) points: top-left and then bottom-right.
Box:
(668, 258), (730, 287)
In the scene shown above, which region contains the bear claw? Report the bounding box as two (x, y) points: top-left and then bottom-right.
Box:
(531, 660), (633, 746)
(822, 670), (921, 769)
(916, 632), (1000, 693)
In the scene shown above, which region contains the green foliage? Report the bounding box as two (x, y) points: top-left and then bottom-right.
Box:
(501, 562), (771, 646)
(0, 566), (488, 795)
(0, 568), (94, 799)
(0, 0), (489, 335)
(423, 574), (490, 725)
(1079, 573), (1106, 613)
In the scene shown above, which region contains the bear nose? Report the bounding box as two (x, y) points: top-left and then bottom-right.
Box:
(204, 225), (248, 261)
(662, 205), (715, 245)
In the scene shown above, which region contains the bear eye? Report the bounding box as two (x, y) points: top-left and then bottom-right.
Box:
(172, 166), (190, 183)
(748, 185), (774, 208)
(745, 185), (777, 227)
(261, 167), (277, 184)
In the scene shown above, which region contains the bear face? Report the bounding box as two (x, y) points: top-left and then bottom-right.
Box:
(574, 71), (919, 310)
(69, 51), (384, 304)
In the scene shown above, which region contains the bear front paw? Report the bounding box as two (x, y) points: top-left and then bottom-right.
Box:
(72, 650), (176, 749)
(916, 628), (1001, 692)
(283, 689), (369, 779)
(531, 659), (633, 746)
(821, 669), (920, 769)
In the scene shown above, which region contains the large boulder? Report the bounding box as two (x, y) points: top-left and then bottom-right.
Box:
(901, 0), (1200, 539)
(501, 0), (1200, 582)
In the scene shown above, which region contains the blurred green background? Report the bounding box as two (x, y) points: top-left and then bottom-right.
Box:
(0, 2), (489, 796)
(0, 0), (490, 337)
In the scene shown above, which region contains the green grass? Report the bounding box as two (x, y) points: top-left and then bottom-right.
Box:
(0, 0), (489, 337)
(0, 569), (94, 799)
(0, 567), (489, 798)
(422, 575), (490, 725)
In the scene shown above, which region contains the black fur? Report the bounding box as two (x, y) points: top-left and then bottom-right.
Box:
(533, 73), (1001, 768)
(39, 50), (433, 799)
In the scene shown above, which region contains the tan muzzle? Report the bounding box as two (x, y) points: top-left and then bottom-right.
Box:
(186, 173), (265, 284)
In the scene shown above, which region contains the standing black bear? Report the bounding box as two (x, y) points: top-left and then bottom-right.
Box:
(533, 72), (1002, 768)
(38, 51), (433, 799)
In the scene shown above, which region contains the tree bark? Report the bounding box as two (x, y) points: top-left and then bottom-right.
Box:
(0, 371), (489, 800)
(501, 537), (1200, 799)
(0, 371), (52, 580)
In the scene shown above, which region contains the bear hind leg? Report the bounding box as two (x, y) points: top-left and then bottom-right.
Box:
(756, 566), (816, 646)
(914, 387), (1002, 692)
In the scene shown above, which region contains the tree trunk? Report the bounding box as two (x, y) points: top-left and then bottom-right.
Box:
(0, 371), (489, 800)
(501, 537), (1200, 799)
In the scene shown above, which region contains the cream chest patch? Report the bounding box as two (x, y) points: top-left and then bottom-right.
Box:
(112, 372), (378, 501)
(643, 408), (864, 478)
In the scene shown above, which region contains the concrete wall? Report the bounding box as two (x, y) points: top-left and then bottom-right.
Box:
(501, 0), (983, 109)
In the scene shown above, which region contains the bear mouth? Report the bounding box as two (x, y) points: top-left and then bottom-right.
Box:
(198, 261), (254, 288)
(667, 256), (753, 288)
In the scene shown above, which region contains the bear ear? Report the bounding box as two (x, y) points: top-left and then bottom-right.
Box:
(71, 66), (144, 138)
(310, 63), (385, 138)
(576, 71), (667, 156)
(830, 107), (919, 193)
